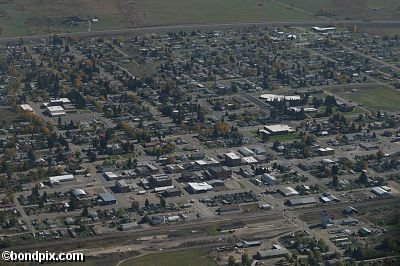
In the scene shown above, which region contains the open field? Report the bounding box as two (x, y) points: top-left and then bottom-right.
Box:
(280, 0), (400, 21)
(0, 0), (318, 37)
(328, 86), (400, 112)
(120, 248), (217, 266)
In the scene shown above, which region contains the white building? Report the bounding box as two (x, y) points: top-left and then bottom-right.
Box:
(259, 94), (301, 102)
(261, 173), (278, 185)
(49, 174), (74, 186)
(46, 106), (66, 117)
(264, 124), (295, 135)
(20, 104), (33, 112)
(187, 182), (213, 194)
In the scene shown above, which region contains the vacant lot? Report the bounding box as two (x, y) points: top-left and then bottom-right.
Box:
(0, 0), (318, 37)
(120, 248), (217, 266)
(330, 86), (400, 112)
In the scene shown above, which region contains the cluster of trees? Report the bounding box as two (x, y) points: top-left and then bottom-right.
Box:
(227, 253), (251, 266)
(118, 122), (151, 143)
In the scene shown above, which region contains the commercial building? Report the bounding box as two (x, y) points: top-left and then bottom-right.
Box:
(70, 188), (87, 199)
(224, 152), (241, 166)
(371, 187), (390, 197)
(238, 147), (255, 157)
(98, 192), (117, 205)
(259, 93), (301, 102)
(103, 171), (118, 181)
(49, 174), (74, 186)
(257, 248), (289, 259)
(278, 186), (299, 197)
(162, 188), (182, 197)
(45, 106), (66, 117)
(241, 156), (258, 164)
(149, 174), (172, 188)
(115, 179), (130, 193)
(261, 173), (278, 185)
(236, 240), (261, 248)
(207, 179), (225, 187)
(287, 197), (317, 206)
(206, 166), (232, 180)
(264, 124), (295, 135)
(187, 182), (213, 194)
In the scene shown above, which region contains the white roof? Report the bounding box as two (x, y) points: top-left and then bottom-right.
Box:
(50, 98), (71, 103)
(312, 27), (336, 31)
(104, 172), (118, 178)
(319, 147), (334, 151)
(49, 174), (74, 183)
(260, 94), (301, 102)
(225, 152), (241, 160)
(46, 106), (65, 112)
(264, 124), (294, 133)
(371, 187), (389, 195)
(262, 173), (277, 181)
(20, 104), (33, 112)
(280, 186), (299, 196)
(242, 156), (258, 164)
(188, 182), (213, 191)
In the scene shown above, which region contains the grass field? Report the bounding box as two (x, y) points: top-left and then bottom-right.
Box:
(0, 0), (318, 37)
(120, 248), (217, 266)
(330, 86), (400, 112)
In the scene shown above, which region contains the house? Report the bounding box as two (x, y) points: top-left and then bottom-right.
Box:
(358, 227), (372, 237)
(318, 147), (335, 156)
(98, 193), (117, 205)
(19, 104), (33, 112)
(342, 206), (358, 215)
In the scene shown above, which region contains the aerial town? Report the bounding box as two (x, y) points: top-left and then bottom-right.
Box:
(0, 20), (399, 266)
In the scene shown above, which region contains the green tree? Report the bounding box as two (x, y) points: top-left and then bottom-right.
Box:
(131, 200), (139, 211)
(242, 253), (251, 266)
(227, 256), (235, 266)
(160, 196), (166, 208)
